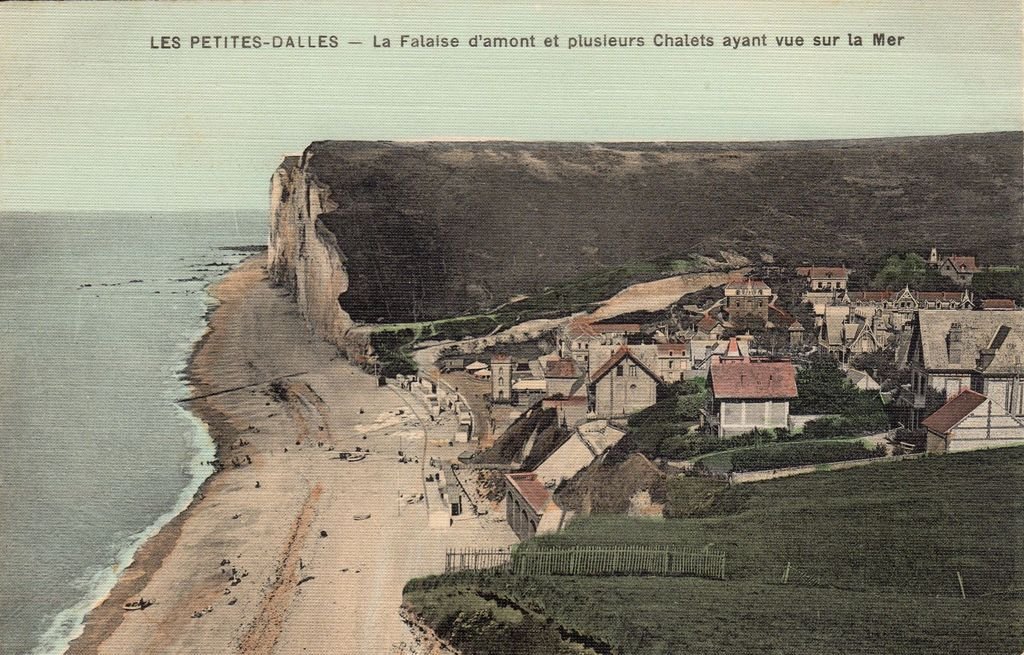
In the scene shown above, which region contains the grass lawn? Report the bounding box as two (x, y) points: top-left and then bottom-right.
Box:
(405, 447), (1024, 654)
(693, 437), (881, 474)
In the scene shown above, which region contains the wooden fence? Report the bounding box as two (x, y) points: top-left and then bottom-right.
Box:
(445, 547), (512, 573)
(512, 545), (726, 580)
(445, 545), (726, 580)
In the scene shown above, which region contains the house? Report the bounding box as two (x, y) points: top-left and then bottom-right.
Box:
(560, 321), (641, 373)
(982, 299), (1019, 311)
(504, 472), (564, 541)
(836, 287), (974, 324)
(533, 420), (627, 486)
(588, 346), (664, 418)
(938, 255), (981, 286)
(544, 358), (582, 397)
(797, 266), (850, 292)
(908, 310), (1024, 419)
(655, 343), (689, 383)
(705, 347), (798, 437)
(820, 307), (895, 360)
(694, 313), (727, 337)
(438, 355), (473, 372)
(512, 378), (548, 405)
(724, 278), (773, 322)
(922, 389), (1024, 454)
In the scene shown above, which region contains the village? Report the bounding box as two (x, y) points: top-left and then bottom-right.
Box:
(376, 246), (1024, 541)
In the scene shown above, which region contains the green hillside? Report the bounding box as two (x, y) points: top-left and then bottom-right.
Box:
(405, 447), (1024, 654)
(301, 133), (1023, 322)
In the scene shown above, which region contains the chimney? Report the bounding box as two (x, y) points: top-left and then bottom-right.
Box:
(947, 322), (964, 364)
(977, 348), (996, 371)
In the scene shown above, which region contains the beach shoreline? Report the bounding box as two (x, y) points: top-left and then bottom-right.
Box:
(65, 254), (515, 654)
(64, 262), (253, 655)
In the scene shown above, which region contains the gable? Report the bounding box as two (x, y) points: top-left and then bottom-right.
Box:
(590, 347), (663, 385)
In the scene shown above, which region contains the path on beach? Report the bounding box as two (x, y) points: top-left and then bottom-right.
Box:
(68, 256), (515, 655)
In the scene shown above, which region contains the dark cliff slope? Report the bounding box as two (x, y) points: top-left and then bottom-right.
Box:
(298, 133), (1022, 323)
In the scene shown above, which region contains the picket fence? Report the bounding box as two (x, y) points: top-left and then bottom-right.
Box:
(445, 545), (726, 580)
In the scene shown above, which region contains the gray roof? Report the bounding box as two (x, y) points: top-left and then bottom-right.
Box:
(917, 310), (1024, 374)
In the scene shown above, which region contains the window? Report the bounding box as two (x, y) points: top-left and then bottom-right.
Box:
(616, 365), (624, 376)
(668, 360), (674, 369)
(629, 365), (638, 377)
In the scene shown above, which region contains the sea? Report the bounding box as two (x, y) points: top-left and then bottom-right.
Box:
(0, 211), (266, 655)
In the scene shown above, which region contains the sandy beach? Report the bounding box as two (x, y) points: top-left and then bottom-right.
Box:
(66, 255), (515, 654)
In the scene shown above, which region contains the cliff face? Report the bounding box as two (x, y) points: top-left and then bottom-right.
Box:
(267, 154), (353, 345)
(268, 134), (1023, 346)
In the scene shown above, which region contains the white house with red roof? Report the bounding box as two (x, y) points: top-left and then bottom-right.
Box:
(797, 266), (850, 292)
(705, 340), (798, 437)
(922, 389), (1024, 454)
(587, 346), (664, 418)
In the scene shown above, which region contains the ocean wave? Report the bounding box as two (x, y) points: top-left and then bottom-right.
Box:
(30, 284), (224, 655)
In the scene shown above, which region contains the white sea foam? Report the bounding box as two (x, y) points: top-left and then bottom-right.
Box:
(31, 278), (223, 655)
(31, 410), (215, 655)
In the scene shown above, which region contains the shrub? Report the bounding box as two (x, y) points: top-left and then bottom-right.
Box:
(730, 441), (882, 472)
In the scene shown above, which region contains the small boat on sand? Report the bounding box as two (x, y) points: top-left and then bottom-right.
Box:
(346, 453), (366, 462)
(123, 598), (153, 611)
(352, 513), (371, 521)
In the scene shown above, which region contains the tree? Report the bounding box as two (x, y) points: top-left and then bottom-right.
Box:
(871, 253), (959, 291)
(971, 268), (1024, 303)
(792, 354), (858, 414)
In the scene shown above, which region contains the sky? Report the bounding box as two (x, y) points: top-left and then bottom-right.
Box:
(0, 0), (1021, 212)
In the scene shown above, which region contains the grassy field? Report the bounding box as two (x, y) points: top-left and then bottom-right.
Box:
(405, 447), (1024, 654)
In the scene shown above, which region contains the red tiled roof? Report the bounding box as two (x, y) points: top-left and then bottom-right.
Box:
(589, 346), (664, 384)
(797, 266), (849, 279)
(545, 358), (580, 378)
(921, 389), (987, 434)
(945, 256), (981, 273)
(916, 291), (966, 302)
(724, 336), (743, 359)
(709, 360), (798, 399)
(982, 299), (1018, 310)
(505, 472), (551, 515)
(696, 314), (720, 332)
